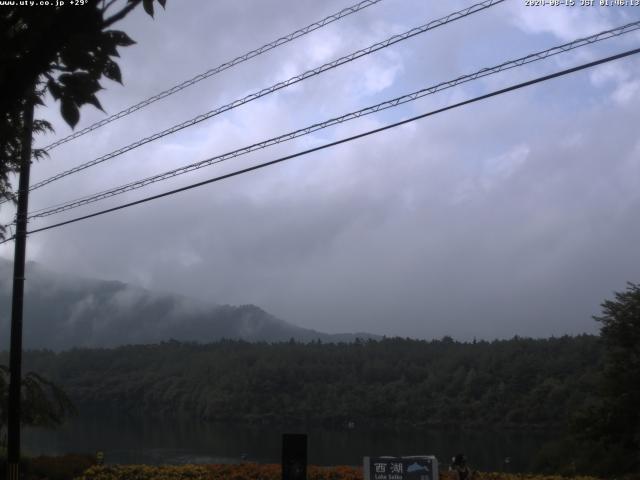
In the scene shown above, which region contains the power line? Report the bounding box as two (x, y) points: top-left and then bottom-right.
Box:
(40, 0), (386, 152)
(26, 20), (640, 220)
(0, 45), (635, 244)
(24, 0), (504, 194)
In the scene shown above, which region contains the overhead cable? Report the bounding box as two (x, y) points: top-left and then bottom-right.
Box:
(0, 45), (634, 244)
(25, 0), (505, 194)
(41, 0), (386, 152)
(26, 20), (640, 220)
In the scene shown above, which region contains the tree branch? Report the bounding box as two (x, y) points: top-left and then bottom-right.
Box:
(103, 0), (140, 28)
(101, 0), (121, 14)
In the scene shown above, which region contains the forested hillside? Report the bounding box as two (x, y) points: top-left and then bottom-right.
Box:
(2, 336), (602, 428)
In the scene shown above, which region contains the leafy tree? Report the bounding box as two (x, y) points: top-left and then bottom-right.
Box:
(0, 365), (75, 448)
(0, 0), (167, 209)
(559, 283), (640, 476)
(1, 336), (603, 431)
(591, 282), (640, 472)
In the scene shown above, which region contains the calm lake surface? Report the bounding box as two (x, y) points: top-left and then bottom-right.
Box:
(23, 415), (556, 472)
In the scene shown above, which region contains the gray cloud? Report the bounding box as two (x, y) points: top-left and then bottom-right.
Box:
(2, 0), (639, 341)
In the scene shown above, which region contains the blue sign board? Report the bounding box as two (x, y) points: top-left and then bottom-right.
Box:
(364, 456), (438, 480)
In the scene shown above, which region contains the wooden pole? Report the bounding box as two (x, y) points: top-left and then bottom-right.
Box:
(7, 89), (35, 480)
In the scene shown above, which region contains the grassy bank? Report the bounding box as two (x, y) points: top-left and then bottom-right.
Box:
(0, 456), (614, 480)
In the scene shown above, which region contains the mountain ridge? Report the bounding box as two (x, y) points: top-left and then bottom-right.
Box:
(0, 258), (378, 350)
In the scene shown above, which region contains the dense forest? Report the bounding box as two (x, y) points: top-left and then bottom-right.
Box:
(0, 335), (602, 429)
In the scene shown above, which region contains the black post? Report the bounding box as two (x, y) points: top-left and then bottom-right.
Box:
(282, 433), (307, 480)
(7, 91), (35, 480)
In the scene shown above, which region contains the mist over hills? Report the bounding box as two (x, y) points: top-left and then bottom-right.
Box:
(0, 259), (377, 350)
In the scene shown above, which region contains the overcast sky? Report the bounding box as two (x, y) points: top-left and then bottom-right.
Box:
(1, 0), (639, 340)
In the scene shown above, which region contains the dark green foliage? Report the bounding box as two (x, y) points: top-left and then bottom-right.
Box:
(0, 0), (166, 206)
(0, 453), (95, 480)
(142, 0), (155, 17)
(103, 59), (123, 84)
(2, 336), (602, 430)
(0, 365), (76, 447)
(568, 283), (640, 475)
(25, 454), (96, 480)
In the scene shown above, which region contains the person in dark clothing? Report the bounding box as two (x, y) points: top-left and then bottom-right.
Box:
(450, 454), (473, 480)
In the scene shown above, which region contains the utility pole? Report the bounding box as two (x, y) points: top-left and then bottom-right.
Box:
(7, 89), (35, 480)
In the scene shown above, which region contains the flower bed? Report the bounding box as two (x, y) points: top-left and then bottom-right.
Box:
(73, 464), (603, 480)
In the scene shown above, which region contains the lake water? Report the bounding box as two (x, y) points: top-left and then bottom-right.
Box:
(23, 415), (556, 473)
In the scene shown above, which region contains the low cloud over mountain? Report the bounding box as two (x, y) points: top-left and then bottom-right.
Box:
(0, 259), (376, 351)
